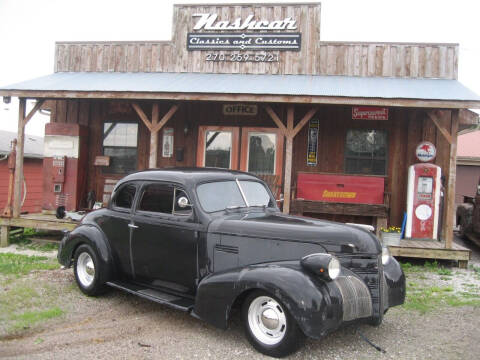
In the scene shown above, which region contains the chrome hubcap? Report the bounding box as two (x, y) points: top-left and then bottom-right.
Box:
(248, 296), (287, 345)
(77, 252), (95, 287)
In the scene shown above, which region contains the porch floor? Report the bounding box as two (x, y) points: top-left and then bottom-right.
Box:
(388, 239), (471, 268)
(0, 213), (78, 247)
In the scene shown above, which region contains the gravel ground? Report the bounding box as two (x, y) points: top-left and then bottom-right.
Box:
(0, 234), (479, 359)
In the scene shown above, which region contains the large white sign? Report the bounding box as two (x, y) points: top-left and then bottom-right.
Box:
(192, 13), (297, 31)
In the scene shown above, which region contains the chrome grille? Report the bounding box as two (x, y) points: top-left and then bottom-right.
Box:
(335, 275), (373, 321)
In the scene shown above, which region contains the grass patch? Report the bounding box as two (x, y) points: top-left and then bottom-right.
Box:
(10, 307), (64, 332)
(403, 284), (479, 314)
(8, 228), (60, 252)
(0, 253), (58, 276)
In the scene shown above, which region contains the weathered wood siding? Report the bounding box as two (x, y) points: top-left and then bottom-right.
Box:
(49, 98), (456, 227)
(54, 4), (458, 79)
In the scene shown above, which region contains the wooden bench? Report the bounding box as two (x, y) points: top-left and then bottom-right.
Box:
(290, 173), (390, 235)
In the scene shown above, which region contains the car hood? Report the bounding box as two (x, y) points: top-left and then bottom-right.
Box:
(208, 210), (382, 254)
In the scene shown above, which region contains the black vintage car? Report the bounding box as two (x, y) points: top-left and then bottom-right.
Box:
(58, 168), (405, 357)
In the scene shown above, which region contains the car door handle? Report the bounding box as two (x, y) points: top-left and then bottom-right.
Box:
(128, 223), (139, 229)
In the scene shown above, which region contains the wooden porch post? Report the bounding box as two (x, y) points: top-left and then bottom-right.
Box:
(283, 106), (295, 214)
(132, 102), (179, 169)
(12, 98), (26, 218)
(265, 105), (318, 214)
(149, 103), (159, 168)
(444, 110), (459, 249)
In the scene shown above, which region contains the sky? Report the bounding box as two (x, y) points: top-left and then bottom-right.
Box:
(0, 0), (479, 136)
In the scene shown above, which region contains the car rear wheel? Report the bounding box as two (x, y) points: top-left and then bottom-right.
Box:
(242, 290), (304, 358)
(73, 244), (107, 296)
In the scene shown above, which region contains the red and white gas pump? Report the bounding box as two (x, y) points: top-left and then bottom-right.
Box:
(405, 163), (442, 239)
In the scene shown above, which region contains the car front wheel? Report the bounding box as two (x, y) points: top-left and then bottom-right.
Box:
(73, 244), (107, 296)
(242, 290), (304, 358)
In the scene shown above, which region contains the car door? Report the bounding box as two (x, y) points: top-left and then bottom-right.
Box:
(100, 181), (138, 279)
(130, 182), (199, 296)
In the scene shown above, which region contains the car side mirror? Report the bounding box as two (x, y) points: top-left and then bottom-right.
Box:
(177, 196), (193, 208)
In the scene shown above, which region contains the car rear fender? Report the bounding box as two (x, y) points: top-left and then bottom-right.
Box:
(193, 262), (342, 338)
(58, 224), (114, 275)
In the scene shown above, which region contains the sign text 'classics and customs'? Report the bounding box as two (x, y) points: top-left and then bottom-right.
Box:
(352, 107), (389, 120)
(223, 104), (257, 116)
(415, 141), (437, 162)
(188, 13), (301, 52)
(307, 119), (319, 166)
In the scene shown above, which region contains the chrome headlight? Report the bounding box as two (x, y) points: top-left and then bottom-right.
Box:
(301, 253), (341, 281)
(382, 247), (391, 265)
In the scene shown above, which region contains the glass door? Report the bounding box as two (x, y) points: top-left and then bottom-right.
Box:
(197, 126), (239, 169)
(240, 127), (284, 198)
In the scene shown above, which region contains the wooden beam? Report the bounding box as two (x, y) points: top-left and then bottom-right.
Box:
(23, 99), (45, 126)
(13, 98), (26, 218)
(149, 103), (159, 168)
(458, 109), (479, 126)
(292, 107), (318, 138)
(3, 90), (479, 109)
(0, 226), (9, 247)
(152, 104), (179, 133)
(427, 110), (452, 144)
(444, 110), (459, 249)
(131, 102), (152, 131)
(282, 106), (295, 214)
(265, 105), (287, 135)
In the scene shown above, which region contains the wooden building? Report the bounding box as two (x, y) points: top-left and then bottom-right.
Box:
(0, 130), (43, 214)
(1, 3), (479, 262)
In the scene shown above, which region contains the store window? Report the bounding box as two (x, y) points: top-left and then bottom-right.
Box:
(344, 129), (387, 175)
(103, 122), (138, 174)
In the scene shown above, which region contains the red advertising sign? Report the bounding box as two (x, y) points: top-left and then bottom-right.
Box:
(297, 173), (385, 205)
(352, 107), (388, 120)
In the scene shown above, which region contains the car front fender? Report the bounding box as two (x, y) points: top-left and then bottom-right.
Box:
(193, 261), (343, 339)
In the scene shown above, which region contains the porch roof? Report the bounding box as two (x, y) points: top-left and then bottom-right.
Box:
(1, 72), (480, 109)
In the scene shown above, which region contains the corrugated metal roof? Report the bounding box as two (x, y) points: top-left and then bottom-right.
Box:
(0, 130), (43, 158)
(1, 72), (479, 102)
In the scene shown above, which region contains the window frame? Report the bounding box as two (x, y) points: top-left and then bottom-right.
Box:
(102, 120), (139, 175)
(110, 181), (139, 214)
(134, 181), (194, 220)
(343, 128), (388, 176)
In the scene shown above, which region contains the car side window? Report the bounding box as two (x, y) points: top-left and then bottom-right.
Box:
(112, 183), (137, 210)
(139, 183), (174, 214)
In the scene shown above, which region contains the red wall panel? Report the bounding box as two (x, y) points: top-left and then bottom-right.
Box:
(0, 159), (43, 214)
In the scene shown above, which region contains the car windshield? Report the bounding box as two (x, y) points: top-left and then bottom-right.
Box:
(196, 180), (273, 212)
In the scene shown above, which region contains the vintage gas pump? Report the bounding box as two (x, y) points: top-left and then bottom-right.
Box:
(405, 163), (442, 239)
(43, 123), (88, 212)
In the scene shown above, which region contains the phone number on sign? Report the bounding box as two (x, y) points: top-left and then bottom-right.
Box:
(205, 53), (279, 62)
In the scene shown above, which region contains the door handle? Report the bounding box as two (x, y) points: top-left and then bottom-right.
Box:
(128, 223), (139, 229)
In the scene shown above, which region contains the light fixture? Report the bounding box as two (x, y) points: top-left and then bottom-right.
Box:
(3, 96), (11, 104)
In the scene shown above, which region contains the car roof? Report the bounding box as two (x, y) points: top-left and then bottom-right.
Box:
(115, 167), (263, 189)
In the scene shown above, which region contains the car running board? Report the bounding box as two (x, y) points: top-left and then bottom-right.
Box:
(106, 281), (195, 312)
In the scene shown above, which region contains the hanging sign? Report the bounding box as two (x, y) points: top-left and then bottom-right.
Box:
(306, 119), (319, 166)
(352, 107), (388, 120)
(223, 104), (257, 116)
(162, 128), (174, 158)
(415, 141), (436, 162)
(188, 13), (301, 52)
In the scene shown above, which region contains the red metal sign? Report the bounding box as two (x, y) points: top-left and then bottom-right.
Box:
(297, 173), (385, 205)
(352, 107), (388, 120)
